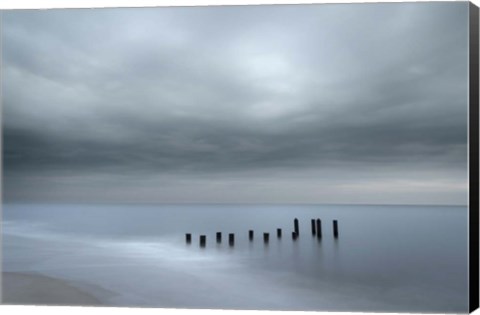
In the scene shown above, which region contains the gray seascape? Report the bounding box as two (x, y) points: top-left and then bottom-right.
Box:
(1, 2), (471, 312)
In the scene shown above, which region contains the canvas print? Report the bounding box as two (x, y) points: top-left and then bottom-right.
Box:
(1, 1), (478, 313)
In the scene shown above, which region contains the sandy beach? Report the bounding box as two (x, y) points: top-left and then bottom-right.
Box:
(2, 272), (103, 306)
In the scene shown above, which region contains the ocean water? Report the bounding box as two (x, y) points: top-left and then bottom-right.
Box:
(1, 204), (468, 312)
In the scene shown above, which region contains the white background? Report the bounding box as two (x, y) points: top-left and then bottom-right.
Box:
(0, 1), (479, 315)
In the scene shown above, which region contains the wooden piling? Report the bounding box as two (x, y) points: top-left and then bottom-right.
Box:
(248, 230), (254, 241)
(263, 233), (270, 243)
(292, 231), (298, 240)
(277, 228), (282, 238)
(333, 220), (338, 238)
(200, 235), (206, 247)
(186, 233), (192, 244)
(316, 219), (322, 239)
(294, 218), (299, 236)
(311, 219), (316, 235)
(229, 233), (235, 246)
(216, 232), (222, 243)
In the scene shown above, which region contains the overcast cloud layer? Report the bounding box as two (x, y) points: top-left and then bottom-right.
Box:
(2, 3), (469, 204)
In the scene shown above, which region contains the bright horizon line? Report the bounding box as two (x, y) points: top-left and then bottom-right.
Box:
(1, 201), (468, 207)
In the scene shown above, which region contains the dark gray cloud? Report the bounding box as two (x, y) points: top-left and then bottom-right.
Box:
(2, 2), (469, 204)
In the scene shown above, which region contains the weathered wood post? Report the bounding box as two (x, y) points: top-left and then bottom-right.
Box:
(333, 220), (339, 238)
(263, 233), (270, 243)
(248, 230), (254, 241)
(200, 235), (206, 247)
(186, 233), (192, 244)
(311, 219), (316, 235)
(316, 219), (322, 239)
(216, 232), (222, 243)
(277, 228), (282, 238)
(294, 218), (299, 236)
(292, 231), (298, 240)
(229, 233), (235, 246)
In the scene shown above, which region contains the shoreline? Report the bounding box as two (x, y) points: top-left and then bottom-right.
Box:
(2, 272), (104, 306)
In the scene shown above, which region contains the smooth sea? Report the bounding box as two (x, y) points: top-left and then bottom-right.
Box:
(2, 204), (468, 312)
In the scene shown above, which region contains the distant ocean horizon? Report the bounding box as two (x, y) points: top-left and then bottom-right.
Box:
(1, 201), (468, 206)
(2, 203), (468, 312)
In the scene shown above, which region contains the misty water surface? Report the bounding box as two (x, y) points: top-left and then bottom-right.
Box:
(2, 204), (468, 312)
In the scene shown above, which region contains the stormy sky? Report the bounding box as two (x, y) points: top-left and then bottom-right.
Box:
(2, 2), (470, 205)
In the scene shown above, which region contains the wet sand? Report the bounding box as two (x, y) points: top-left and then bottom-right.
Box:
(2, 272), (103, 306)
